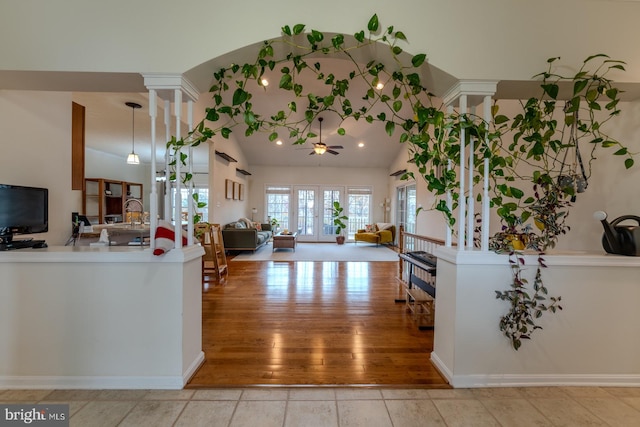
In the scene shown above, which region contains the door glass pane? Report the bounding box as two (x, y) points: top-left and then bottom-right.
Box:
(297, 189), (315, 236)
(323, 190), (340, 236)
(406, 184), (416, 234)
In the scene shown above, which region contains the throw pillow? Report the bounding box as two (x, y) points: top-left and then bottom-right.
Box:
(235, 221), (246, 229)
(153, 220), (188, 256)
(252, 222), (262, 231)
(239, 217), (253, 228)
(376, 222), (393, 231)
(365, 224), (375, 232)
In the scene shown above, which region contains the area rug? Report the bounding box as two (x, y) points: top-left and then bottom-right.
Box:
(230, 242), (399, 262)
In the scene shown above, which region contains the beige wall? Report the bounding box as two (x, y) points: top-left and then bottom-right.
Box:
(0, 91), (80, 245)
(2, 1), (639, 87)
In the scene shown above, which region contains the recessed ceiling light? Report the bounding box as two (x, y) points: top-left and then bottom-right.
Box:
(276, 140), (283, 145)
(358, 142), (365, 148)
(261, 78), (269, 87)
(376, 82), (384, 90)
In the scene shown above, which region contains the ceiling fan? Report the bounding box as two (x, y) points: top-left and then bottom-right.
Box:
(309, 117), (343, 155)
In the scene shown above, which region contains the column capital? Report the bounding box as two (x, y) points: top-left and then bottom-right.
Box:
(442, 80), (498, 108)
(142, 73), (199, 102)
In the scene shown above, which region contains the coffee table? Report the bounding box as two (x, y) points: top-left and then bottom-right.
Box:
(272, 232), (298, 252)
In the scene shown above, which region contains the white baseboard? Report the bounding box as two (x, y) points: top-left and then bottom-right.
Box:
(0, 352), (206, 390)
(430, 352), (453, 384)
(430, 352), (640, 388)
(182, 351), (205, 386)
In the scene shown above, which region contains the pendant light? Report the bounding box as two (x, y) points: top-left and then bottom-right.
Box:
(125, 101), (141, 164)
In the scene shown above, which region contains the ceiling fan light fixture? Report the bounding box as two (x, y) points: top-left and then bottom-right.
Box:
(314, 144), (327, 155)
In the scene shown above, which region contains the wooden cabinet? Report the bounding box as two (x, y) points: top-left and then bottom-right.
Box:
(83, 178), (143, 224)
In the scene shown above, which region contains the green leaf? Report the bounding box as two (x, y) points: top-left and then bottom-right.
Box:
(625, 158), (635, 169)
(243, 111), (257, 125)
(221, 127), (232, 138)
(541, 84), (559, 99)
(411, 53), (427, 67)
(292, 24), (305, 35)
(367, 14), (379, 32)
(311, 29), (324, 42)
(392, 46), (403, 56)
(331, 34), (344, 49)
(205, 108), (219, 122)
(395, 31), (407, 41)
(282, 25), (291, 36)
(268, 132), (278, 142)
(385, 121), (395, 136)
(337, 127), (346, 136)
(494, 115), (509, 125)
(279, 74), (292, 90)
(573, 79), (588, 95)
(232, 88), (248, 106)
(393, 100), (402, 112)
(510, 187), (524, 199)
(354, 30), (365, 43)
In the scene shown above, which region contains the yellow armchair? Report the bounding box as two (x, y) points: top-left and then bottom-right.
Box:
(355, 224), (396, 246)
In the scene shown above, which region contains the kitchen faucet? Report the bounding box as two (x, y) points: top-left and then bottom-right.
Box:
(123, 198), (144, 226)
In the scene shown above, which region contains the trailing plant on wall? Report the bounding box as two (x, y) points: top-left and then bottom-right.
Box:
(167, 14), (634, 350)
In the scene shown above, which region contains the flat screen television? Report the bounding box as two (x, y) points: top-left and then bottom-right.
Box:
(0, 184), (48, 243)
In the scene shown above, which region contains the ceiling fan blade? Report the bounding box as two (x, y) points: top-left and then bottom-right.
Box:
(327, 145), (343, 149)
(327, 149), (340, 155)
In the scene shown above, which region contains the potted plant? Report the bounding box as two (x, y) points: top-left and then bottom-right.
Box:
(270, 217), (280, 233)
(332, 201), (348, 244)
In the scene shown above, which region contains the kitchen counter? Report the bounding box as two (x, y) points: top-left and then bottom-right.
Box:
(0, 244), (204, 389)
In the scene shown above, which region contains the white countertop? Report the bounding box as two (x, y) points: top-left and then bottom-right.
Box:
(0, 244), (204, 263)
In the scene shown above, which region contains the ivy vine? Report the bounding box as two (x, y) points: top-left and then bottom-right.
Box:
(166, 14), (634, 350)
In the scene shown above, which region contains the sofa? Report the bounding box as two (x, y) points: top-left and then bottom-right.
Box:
(354, 223), (396, 246)
(221, 218), (273, 251)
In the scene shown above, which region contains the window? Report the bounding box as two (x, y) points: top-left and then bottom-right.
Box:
(174, 187), (209, 223)
(347, 187), (372, 239)
(266, 185), (291, 229)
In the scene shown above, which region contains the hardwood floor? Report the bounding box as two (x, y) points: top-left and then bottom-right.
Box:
(187, 260), (449, 388)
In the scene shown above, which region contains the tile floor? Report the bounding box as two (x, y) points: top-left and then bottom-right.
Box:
(3, 386), (640, 426)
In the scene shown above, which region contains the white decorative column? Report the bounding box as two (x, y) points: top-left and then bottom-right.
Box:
(442, 81), (498, 251)
(143, 74), (200, 247)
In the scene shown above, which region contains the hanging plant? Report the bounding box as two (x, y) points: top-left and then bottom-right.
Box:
(166, 14), (634, 350)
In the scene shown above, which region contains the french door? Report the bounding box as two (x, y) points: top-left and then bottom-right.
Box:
(294, 185), (344, 242)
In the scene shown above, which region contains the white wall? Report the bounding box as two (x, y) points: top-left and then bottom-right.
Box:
(0, 91), (80, 245)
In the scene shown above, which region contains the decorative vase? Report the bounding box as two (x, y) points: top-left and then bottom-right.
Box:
(505, 233), (528, 251)
(336, 235), (346, 245)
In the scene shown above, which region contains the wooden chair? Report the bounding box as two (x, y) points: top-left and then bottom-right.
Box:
(195, 223), (228, 283)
